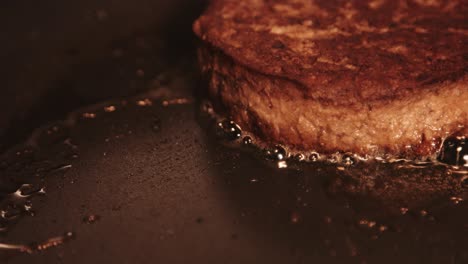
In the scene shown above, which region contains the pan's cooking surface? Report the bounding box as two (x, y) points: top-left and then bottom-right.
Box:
(1, 1), (467, 263)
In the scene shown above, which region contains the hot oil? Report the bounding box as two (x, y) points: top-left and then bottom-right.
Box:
(0, 124), (77, 258)
(199, 99), (467, 258)
(0, 85), (193, 257)
(0, 86), (465, 261)
(203, 98), (467, 169)
(0, 232), (75, 254)
(0, 124), (76, 232)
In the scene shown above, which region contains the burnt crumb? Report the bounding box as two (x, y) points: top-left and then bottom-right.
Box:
(308, 56), (318, 64)
(233, 16), (245, 24)
(272, 40), (285, 49)
(313, 18), (321, 27)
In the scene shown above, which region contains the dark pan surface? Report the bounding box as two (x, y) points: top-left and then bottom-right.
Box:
(1, 55), (467, 263)
(1, 1), (467, 264)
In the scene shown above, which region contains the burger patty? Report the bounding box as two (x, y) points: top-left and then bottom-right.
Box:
(193, 0), (468, 158)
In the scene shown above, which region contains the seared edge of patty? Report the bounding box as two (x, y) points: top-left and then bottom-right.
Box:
(199, 46), (468, 158)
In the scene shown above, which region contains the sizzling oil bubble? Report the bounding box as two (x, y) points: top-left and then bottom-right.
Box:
(342, 153), (357, 166)
(242, 136), (253, 146)
(294, 153), (306, 161)
(265, 145), (287, 161)
(438, 135), (467, 166)
(82, 214), (101, 224)
(309, 152), (320, 162)
(216, 120), (242, 141)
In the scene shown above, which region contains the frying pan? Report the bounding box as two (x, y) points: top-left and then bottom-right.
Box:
(1, 1), (467, 263)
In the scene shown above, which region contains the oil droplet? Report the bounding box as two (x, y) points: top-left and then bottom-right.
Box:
(359, 219), (376, 228)
(379, 225), (388, 232)
(49, 164), (73, 173)
(34, 232), (75, 252)
(309, 152), (320, 162)
(242, 136), (253, 145)
(136, 99), (153, 106)
(83, 214), (100, 224)
(265, 145), (287, 161)
(400, 207), (409, 215)
(438, 136), (466, 166)
(294, 153), (306, 161)
(82, 113), (96, 119)
(0, 243), (30, 253)
(15, 184), (46, 197)
(217, 120), (242, 141)
(277, 161), (288, 168)
(1, 208), (21, 220)
(290, 212), (301, 224)
(104, 105), (116, 112)
(342, 153), (357, 166)
(450, 196), (463, 204)
(0, 232), (75, 254)
(162, 98), (191, 107)
(201, 101), (214, 115)
(328, 153), (340, 163)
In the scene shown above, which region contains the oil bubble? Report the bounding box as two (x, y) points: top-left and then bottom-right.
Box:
(265, 145), (287, 161)
(216, 120), (242, 141)
(438, 136), (466, 166)
(309, 152), (320, 162)
(242, 136), (253, 145)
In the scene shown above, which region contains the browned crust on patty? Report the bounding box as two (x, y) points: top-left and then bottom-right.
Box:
(200, 46), (467, 157)
(194, 0), (468, 107)
(194, 0), (468, 157)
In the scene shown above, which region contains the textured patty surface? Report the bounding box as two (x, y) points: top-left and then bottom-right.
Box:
(194, 0), (468, 157)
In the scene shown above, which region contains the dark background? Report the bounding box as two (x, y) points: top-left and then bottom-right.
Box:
(0, 0), (206, 152)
